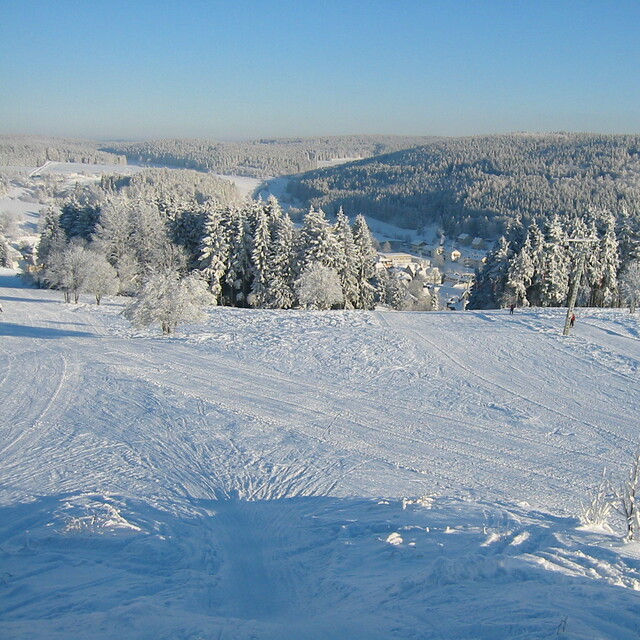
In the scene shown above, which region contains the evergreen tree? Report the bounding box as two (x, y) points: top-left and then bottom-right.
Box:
(352, 215), (378, 309)
(36, 206), (66, 269)
(540, 215), (570, 306)
(130, 201), (174, 276)
(249, 205), (272, 308)
(225, 206), (253, 306)
(598, 213), (620, 307)
(384, 272), (409, 310)
(582, 221), (604, 306)
(0, 234), (10, 267)
(266, 213), (296, 309)
(468, 236), (511, 309)
(333, 208), (359, 309)
(505, 234), (534, 306)
(92, 199), (135, 275)
(298, 207), (341, 273)
(199, 202), (230, 304)
(526, 222), (546, 306)
(619, 260), (640, 312)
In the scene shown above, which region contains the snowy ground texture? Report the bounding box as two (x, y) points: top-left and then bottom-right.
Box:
(1, 269), (640, 639)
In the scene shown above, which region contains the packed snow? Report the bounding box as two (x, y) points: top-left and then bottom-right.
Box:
(1, 268), (639, 639)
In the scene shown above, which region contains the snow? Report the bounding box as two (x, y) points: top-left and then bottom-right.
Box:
(1, 270), (640, 638)
(28, 160), (143, 181)
(213, 173), (263, 199)
(0, 162), (144, 244)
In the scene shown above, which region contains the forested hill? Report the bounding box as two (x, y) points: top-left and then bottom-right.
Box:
(100, 136), (436, 177)
(284, 133), (640, 238)
(0, 135), (127, 167)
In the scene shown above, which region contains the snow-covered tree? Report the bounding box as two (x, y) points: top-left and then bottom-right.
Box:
(540, 216), (570, 306)
(612, 448), (640, 541)
(225, 206), (253, 306)
(36, 206), (66, 269)
(619, 261), (640, 313)
(298, 208), (341, 273)
(295, 262), (343, 310)
(45, 242), (94, 303)
(384, 272), (410, 310)
(352, 214), (378, 309)
(597, 213), (620, 307)
(526, 222), (546, 306)
(81, 252), (119, 304)
(92, 199), (129, 260)
(123, 271), (213, 334)
(0, 234), (10, 268)
(505, 235), (534, 306)
(333, 208), (359, 309)
(266, 213), (296, 309)
(249, 205), (272, 308)
(468, 236), (511, 309)
(199, 202), (230, 304)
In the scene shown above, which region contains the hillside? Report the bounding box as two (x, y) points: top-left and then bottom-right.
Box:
(1, 269), (639, 639)
(100, 135), (437, 178)
(283, 132), (640, 239)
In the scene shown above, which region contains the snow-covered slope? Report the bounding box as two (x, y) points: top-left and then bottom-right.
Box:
(1, 270), (639, 639)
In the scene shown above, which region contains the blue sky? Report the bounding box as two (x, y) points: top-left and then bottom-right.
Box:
(1, 0), (639, 140)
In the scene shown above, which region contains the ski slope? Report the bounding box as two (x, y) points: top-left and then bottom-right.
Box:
(1, 269), (639, 639)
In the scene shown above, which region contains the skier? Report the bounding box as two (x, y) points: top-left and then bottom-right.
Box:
(509, 303), (515, 315)
(570, 313), (576, 328)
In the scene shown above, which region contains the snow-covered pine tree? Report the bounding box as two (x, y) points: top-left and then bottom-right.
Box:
(540, 215), (570, 306)
(297, 207), (341, 274)
(225, 205), (253, 306)
(384, 272), (409, 310)
(467, 236), (511, 309)
(264, 195), (284, 231)
(506, 235), (534, 306)
(333, 208), (359, 309)
(266, 213), (296, 309)
(249, 204), (272, 308)
(0, 233), (9, 268)
(36, 206), (66, 270)
(168, 203), (207, 271)
(597, 212), (620, 307)
(91, 199), (136, 276)
(352, 214), (378, 309)
(617, 205), (640, 264)
(565, 216), (591, 307)
(199, 202), (230, 304)
(581, 220), (605, 306)
(59, 191), (102, 241)
(526, 222), (546, 306)
(619, 260), (640, 313)
(129, 200), (174, 276)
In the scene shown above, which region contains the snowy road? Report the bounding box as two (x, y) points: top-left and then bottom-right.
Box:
(1, 272), (640, 639)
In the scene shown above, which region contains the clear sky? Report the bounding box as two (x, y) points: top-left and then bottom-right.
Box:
(1, 0), (639, 141)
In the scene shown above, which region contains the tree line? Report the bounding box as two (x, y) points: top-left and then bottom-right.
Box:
(468, 209), (640, 310)
(34, 168), (382, 322)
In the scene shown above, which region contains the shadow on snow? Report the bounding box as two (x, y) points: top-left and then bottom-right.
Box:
(0, 492), (639, 640)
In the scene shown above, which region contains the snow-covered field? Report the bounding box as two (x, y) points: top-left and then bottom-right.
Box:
(1, 270), (640, 639)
